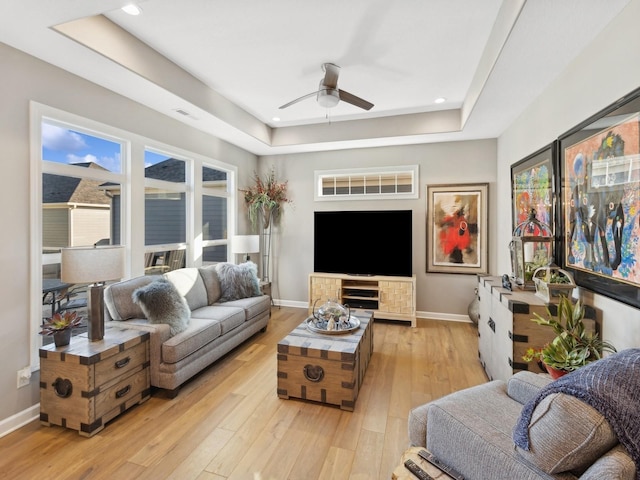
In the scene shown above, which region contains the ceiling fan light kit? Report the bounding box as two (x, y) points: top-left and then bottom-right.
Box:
(317, 89), (340, 108)
(279, 63), (374, 111)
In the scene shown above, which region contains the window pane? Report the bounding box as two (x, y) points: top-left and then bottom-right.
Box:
(145, 190), (186, 245)
(143, 249), (185, 274)
(144, 151), (185, 182)
(42, 123), (121, 173)
(203, 245), (227, 265)
(41, 168), (119, 338)
(203, 195), (227, 241)
(203, 165), (228, 193)
(43, 173), (119, 248)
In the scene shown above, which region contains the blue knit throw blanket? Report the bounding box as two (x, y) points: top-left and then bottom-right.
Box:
(513, 348), (640, 478)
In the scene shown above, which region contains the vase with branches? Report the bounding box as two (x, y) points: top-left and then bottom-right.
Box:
(240, 167), (292, 282)
(240, 167), (292, 230)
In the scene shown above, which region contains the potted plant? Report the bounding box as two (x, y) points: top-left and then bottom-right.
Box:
(522, 295), (616, 379)
(40, 310), (83, 347)
(532, 266), (576, 302)
(240, 166), (292, 230)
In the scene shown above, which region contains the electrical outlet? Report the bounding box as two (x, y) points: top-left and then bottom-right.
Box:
(17, 367), (31, 389)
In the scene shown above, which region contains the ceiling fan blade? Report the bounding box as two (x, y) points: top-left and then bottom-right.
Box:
(278, 91), (318, 109)
(322, 63), (340, 89)
(338, 89), (374, 110)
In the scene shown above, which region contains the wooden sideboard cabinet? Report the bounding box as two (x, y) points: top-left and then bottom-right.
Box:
(40, 328), (150, 437)
(309, 272), (417, 326)
(477, 275), (597, 383)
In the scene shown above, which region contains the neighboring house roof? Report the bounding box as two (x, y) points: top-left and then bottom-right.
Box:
(42, 162), (111, 205)
(144, 158), (227, 182)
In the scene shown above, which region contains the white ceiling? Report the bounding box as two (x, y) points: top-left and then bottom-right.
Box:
(0, 0), (631, 155)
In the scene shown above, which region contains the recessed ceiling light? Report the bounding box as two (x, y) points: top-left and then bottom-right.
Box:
(121, 4), (142, 15)
(434, 97), (446, 104)
(272, 117), (281, 122)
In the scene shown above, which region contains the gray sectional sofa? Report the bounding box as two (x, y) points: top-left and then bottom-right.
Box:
(408, 370), (636, 480)
(104, 264), (271, 397)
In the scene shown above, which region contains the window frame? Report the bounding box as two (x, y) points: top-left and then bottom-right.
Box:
(30, 102), (237, 370)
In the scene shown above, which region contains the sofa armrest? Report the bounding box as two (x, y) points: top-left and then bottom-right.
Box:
(578, 444), (636, 480)
(507, 371), (553, 405)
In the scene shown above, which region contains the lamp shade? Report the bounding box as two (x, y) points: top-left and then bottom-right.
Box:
(61, 246), (125, 284)
(231, 235), (260, 254)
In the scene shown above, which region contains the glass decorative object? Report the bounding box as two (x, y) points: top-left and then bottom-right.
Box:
(509, 209), (553, 290)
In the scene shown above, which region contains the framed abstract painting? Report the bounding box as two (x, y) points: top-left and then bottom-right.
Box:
(511, 142), (557, 236)
(426, 183), (489, 274)
(558, 87), (640, 308)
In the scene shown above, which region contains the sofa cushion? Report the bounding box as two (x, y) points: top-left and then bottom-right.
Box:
(191, 305), (246, 335)
(218, 295), (271, 321)
(198, 265), (222, 305)
(215, 262), (260, 302)
(161, 317), (223, 364)
(515, 392), (618, 474)
(104, 275), (157, 320)
(507, 371), (553, 405)
(132, 278), (190, 336)
(164, 268), (208, 311)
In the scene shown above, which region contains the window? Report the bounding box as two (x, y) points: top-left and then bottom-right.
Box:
(31, 103), (237, 368)
(40, 120), (125, 347)
(315, 165), (419, 201)
(142, 150), (188, 273)
(202, 164), (231, 265)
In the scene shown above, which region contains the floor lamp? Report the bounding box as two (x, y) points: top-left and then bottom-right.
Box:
(231, 235), (260, 263)
(61, 246), (125, 342)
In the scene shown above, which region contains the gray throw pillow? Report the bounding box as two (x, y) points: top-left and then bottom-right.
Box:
(132, 278), (190, 336)
(215, 261), (260, 302)
(515, 392), (618, 474)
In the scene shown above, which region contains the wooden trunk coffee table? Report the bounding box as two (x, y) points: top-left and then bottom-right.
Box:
(276, 309), (373, 411)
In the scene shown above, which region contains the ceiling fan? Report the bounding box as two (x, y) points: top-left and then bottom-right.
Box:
(279, 63), (374, 111)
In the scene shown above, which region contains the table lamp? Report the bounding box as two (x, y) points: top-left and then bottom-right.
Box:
(61, 245), (125, 341)
(231, 235), (259, 263)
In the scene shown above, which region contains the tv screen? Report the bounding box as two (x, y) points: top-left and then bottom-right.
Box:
(314, 210), (413, 277)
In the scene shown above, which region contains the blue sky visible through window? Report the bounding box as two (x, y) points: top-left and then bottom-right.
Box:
(42, 123), (169, 172)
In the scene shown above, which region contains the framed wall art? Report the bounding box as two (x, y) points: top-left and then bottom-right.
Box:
(426, 183), (489, 274)
(511, 141), (557, 236)
(558, 87), (640, 308)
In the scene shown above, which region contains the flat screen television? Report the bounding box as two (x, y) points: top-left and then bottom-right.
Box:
(314, 210), (413, 277)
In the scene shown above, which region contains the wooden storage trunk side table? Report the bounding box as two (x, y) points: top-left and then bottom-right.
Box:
(277, 310), (373, 411)
(39, 328), (151, 437)
(392, 447), (455, 479)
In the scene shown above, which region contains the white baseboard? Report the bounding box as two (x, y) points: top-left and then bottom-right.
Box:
(272, 299), (307, 309)
(0, 404), (39, 439)
(417, 311), (473, 323)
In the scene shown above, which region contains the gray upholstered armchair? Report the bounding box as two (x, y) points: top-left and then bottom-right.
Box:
(408, 367), (636, 480)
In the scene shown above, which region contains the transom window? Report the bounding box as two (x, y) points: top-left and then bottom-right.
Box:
(315, 165), (419, 201)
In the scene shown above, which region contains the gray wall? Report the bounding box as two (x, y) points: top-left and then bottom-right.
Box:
(0, 42), (257, 428)
(497, 0), (640, 351)
(261, 139), (497, 317)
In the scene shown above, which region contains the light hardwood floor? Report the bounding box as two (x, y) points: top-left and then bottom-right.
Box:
(0, 307), (487, 480)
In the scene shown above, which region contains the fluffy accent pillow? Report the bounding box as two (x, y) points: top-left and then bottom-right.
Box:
(215, 262), (261, 302)
(105, 276), (156, 321)
(132, 278), (190, 336)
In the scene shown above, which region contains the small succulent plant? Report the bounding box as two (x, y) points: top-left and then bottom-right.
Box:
(40, 311), (83, 336)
